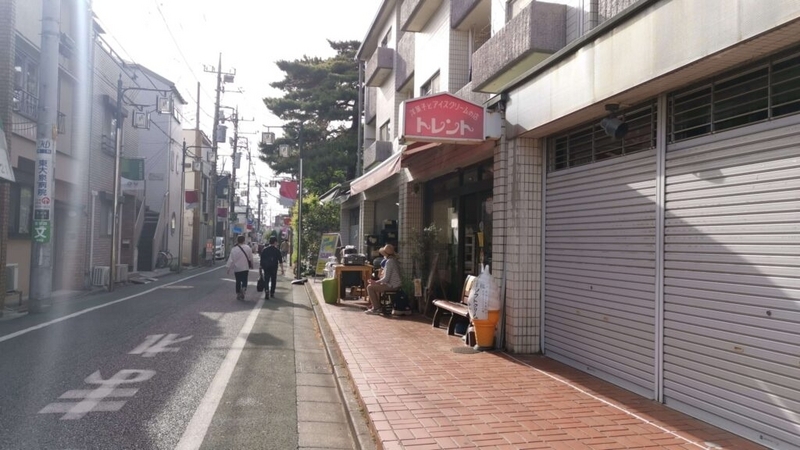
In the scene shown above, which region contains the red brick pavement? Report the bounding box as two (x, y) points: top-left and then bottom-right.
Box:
(308, 282), (765, 450)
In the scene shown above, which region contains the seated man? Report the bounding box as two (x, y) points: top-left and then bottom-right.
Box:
(365, 244), (401, 315)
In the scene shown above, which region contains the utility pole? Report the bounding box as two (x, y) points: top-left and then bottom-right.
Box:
(29, 0), (61, 311)
(108, 76), (123, 291)
(229, 107), (239, 239)
(203, 54), (234, 248)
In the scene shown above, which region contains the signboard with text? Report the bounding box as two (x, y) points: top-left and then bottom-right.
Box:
(315, 233), (341, 277)
(34, 138), (55, 243)
(399, 92), (485, 144)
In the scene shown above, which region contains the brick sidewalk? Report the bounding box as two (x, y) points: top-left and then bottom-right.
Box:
(307, 281), (764, 450)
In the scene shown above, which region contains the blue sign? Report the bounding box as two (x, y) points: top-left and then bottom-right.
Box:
(232, 226), (243, 234)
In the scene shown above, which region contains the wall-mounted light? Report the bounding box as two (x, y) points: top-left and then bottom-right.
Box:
(600, 103), (628, 139)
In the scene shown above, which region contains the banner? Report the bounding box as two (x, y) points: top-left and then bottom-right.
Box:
(185, 190), (198, 209)
(279, 180), (298, 208)
(315, 233), (341, 277)
(120, 157), (145, 180)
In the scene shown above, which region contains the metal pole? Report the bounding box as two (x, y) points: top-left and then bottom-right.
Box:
(295, 125), (303, 280)
(229, 108), (238, 241)
(211, 53), (222, 252)
(178, 139), (186, 273)
(30, 0), (61, 310)
(108, 75), (123, 292)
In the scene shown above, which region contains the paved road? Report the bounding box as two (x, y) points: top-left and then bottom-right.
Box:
(0, 267), (360, 450)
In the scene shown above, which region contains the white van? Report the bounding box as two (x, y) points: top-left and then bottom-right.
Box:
(214, 237), (225, 260)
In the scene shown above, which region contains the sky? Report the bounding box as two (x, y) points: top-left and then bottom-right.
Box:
(91, 0), (381, 218)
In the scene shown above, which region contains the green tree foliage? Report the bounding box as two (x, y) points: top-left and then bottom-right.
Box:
(260, 40), (360, 196)
(291, 193), (340, 276)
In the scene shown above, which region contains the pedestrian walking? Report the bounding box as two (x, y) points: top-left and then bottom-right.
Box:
(226, 235), (254, 301)
(260, 237), (284, 299)
(280, 240), (290, 267)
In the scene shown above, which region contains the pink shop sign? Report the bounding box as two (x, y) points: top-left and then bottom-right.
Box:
(400, 93), (485, 144)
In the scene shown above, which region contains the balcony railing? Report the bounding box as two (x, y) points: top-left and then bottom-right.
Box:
(396, 31), (415, 90)
(365, 46), (394, 87)
(363, 140), (393, 170)
(401, 0), (443, 32)
(13, 89), (38, 120)
(472, 1), (567, 93)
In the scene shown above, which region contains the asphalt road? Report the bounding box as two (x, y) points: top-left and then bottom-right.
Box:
(0, 266), (357, 450)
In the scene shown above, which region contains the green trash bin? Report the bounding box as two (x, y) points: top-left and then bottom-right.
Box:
(322, 278), (338, 304)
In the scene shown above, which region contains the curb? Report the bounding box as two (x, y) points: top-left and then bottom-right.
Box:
(305, 282), (377, 450)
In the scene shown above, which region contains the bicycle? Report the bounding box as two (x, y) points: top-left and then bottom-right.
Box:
(155, 250), (174, 269)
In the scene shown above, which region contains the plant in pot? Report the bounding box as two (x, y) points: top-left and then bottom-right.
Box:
(406, 223), (441, 313)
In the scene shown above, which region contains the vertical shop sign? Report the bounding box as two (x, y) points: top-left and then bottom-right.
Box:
(33, 137), (55, 243)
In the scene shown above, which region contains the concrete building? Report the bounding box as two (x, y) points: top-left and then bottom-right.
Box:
(5, 0), (93, 304)
(351, 0), (800, 448)
(181, 128), (214, 266)
(127, 64), (187, 271)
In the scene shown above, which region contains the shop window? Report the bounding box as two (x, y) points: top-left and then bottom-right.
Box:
(8, 184), (33, 236)
(670, 46), (800, 142)
(549, 100), (657, 172)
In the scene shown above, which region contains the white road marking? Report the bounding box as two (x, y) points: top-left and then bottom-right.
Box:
(39, 369), (155, 420)
(175, 298), (264, 450)
(129, 334), (193, 357)
(0, 268), (221, 344)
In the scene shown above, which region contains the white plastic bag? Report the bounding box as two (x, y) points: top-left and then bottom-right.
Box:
(470, 265), (496, 320)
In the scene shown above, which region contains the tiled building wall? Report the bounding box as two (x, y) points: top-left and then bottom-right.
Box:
(495, 136), (542, 353)
(448, 26), (471, 94)
(0, 0), (14, 300)
(415, 2), (450, 94)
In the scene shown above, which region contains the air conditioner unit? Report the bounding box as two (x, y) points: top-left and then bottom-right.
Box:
(5, 264), (18, 292)
(115, 264), (129, 283)
(91, 266), (110, 286)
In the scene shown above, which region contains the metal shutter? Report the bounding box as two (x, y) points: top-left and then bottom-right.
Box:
(545, 149), (657, 397)
(664, 122), (800, 449)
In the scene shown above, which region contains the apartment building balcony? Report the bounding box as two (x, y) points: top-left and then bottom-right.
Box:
(401, 0), (443, 32)
(365, 46), (394, 87)
(363, 139), (393, 170)
(472, 1), (566, 93)
(396, 31), (415, 90)
(451, 0), (485, 29)
(12, 89), (38, 121)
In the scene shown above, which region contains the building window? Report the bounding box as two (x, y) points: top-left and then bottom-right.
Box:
(549, 100), (657, 172)
(420, 72), (440, 97)
(670, 47), (800, 142)
(104, 202), (114, 236)
(8, 184), (33, 236)
(379, 120), (391, 142)
(13, 51), (39, 120)
(381, 28), (391, 47)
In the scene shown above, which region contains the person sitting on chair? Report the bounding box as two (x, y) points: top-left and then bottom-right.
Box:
(365, 244), (401, 315)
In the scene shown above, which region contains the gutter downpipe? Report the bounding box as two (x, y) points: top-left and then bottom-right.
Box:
(496, 96), (509, 350)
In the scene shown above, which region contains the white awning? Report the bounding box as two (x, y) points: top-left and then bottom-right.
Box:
(349, 151), (402, 195)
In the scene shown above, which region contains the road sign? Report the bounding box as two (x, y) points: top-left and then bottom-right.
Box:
(33, 220), (51, 243)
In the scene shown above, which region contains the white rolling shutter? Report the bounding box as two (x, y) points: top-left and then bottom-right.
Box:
(664, 122), (800, 450)
(545, 149), (658, 397)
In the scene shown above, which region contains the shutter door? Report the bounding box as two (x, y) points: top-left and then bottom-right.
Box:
(545, 150), (657, 397)
(664, 123), (800, 449)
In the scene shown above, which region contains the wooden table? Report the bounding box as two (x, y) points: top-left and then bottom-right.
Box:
(334, 264), (373, 302)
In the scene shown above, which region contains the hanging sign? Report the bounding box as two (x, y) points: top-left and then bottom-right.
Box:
(34, 138), (55, 243)
(399, 92), (485, 144)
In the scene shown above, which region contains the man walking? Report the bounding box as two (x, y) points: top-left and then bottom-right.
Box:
(280, 239), (290, 272)
(226, 235), (254, 301)
(260, 237), (284, 299)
